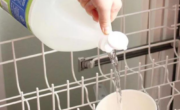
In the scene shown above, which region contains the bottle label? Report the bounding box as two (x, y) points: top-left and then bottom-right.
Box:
(0, 0), (33, 30)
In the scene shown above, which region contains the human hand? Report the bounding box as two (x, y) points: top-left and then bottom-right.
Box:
(78, 0), (122, 35)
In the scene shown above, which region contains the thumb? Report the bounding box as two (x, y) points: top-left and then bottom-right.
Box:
(98, 8), (112, 35)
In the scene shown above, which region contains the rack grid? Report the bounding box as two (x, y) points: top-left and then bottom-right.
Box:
(1, 1), (180, 110)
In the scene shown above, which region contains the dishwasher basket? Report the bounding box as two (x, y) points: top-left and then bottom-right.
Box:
(0, 1), (180, 110)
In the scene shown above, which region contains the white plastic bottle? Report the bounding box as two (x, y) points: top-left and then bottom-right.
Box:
(0, 0), (128, 52)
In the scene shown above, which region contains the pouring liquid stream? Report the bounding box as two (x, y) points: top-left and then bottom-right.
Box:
(108, 50), (122, 106)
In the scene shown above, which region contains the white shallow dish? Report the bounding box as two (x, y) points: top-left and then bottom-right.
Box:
(96, 90), (157, 110)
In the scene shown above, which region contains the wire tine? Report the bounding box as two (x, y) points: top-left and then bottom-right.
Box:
(147, 9), (161, 68)
(96, 73), (99, 101)
(164, 56), (169, 83)
(36, 88), (41, 110)
(165, 56), (171, 83)
(173, 82), (180, 94)
(84, 87), (94, 109)
(138, 62), (141, 90)
(165, 62), (180, 94)
(163, 56), (179, 93)
(26, 101), (31, 110)
(173, 5), (179, 57)
(138, 62), (147, 93)
(167, 82), (175, 110)
(42, 43), (61, 110)
(71, 52), (94, 109)
(124, 51), (145, 92)
(67, 80), (70, 108)
(71, 52), (83, 85)
(41, 43), (50, 88)
(81, 77), (84, 104)
(151, 59), (155, 87)
(176, 42), (180, 81)
(123, 51), (147, 93)
(124, 66), (127, 89)
(21, 92), (25, 110)
(77, 108), (80, 110)
(138, 63), (142, 90)
(93, 104), (96, 110)
(123, 51), (129, 68)
(71, 52), (79, 84)
(12, 41), (31, 110)
(176, 57), (180, 81)
(52, 84), (55, 110)
(148, 7), (152, 62)
(12, 41), (21, 93)
(157, 86), (161, 110)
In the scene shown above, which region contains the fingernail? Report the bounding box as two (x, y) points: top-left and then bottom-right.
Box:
(103, 26), (112, 35)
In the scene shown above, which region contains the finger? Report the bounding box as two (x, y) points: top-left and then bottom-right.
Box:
(78, 0), (90, 8)
(97, 6), (112, 35)
(111, 0), (122, 21)
(91, 9), (99, 22)
(85, 1), (95, 16)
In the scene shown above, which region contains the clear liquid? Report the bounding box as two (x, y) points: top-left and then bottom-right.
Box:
(108, 50), (122, 104)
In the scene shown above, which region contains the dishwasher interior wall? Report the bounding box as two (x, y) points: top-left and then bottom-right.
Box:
(0, 0), (180, 110)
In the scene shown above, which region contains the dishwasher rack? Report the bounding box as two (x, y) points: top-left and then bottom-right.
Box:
(1, 3), (180, 110)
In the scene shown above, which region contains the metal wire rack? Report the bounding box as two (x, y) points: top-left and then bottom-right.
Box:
(1, 1), (180, 110)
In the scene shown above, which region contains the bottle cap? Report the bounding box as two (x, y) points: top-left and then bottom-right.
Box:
(99, 31), (129, 53)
